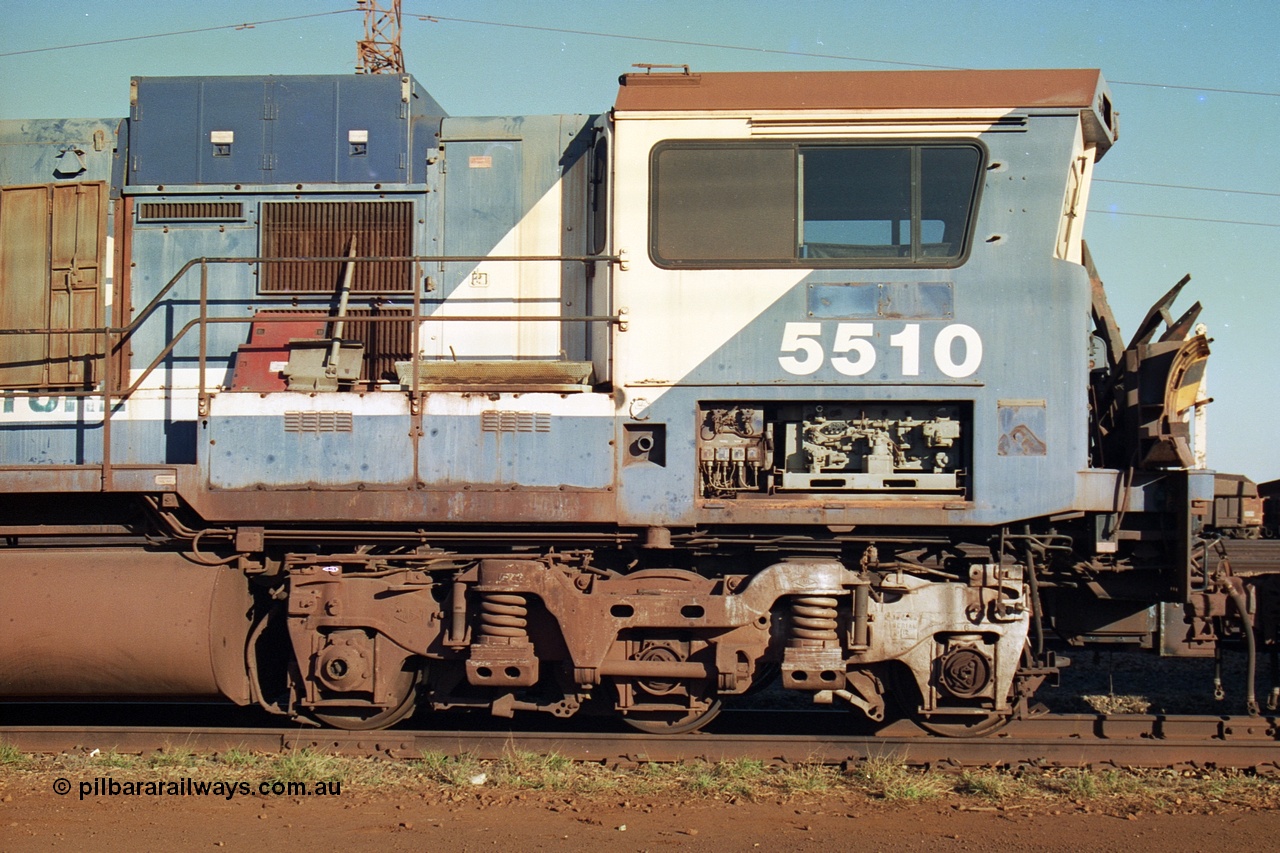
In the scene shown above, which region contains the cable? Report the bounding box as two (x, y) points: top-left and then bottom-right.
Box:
(7, 8), (1278, 100)
(6, 8), (1276, 224)
(1095, 179), (1280, 199)
(413, 14), (1280, 99)
(1086, 209), (1280, 228)
(0, 9), (359, 58)
(415, 14), (958, 70)
(1107, 78), (1280, 98)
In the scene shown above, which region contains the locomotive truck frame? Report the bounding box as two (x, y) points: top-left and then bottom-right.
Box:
(0, 67), (1269, 734)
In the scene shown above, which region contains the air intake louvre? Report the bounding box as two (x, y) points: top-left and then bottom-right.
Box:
(138, 201), (244, 221)
(481, 411), (552, 433)
(284, 411), (354, 433)
(260, 201), (413, 293)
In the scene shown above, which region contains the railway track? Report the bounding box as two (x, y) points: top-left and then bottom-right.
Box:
(3, 713), (1278, 771)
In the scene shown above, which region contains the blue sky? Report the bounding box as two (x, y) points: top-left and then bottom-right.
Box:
(2, 1), (1277, 482)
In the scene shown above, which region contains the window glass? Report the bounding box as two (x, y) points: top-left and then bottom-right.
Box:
(589, 137), (608, 255)
(653, 146), (795, 262)
(919, 147), (983, 258)
(800, 147), (910, 259)
(650, 142), (981, 267)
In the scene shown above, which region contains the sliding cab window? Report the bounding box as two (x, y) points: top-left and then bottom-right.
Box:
(650, 142), (983, 267)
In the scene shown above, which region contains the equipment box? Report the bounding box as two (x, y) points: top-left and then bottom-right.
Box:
(128, 74), (438, 185)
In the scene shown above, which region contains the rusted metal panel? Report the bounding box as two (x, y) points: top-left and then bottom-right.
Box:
(137, 201), (244, 221)
(0, 181), (106, 388)
(260, 201), (413, 293)
(693, 497), (974, 530)
(0, 550), (251, 701)
(228, 313), (328, 392)
(617, 68), (1105, 111)
(0, 466), (181, 494)
(181, 485), (618, 525)
(344, 306), (414, 384)
(615, 69), (1116, 155)
(49, 182), (106, 385)
(0, 185), (50, 385)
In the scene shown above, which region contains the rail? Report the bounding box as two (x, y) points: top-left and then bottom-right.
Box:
(2, 712), (1278, 769)
(0, 253), (624, 490)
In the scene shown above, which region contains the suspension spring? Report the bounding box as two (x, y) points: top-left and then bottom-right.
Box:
(790, 595), (839, 646)
(477, 593), (529, 645)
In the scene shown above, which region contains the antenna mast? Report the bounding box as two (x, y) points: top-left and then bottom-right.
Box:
(356, 0), (404, 74)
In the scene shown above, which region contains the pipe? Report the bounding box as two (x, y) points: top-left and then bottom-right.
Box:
(325, 235), (358, 379)
(449, 579), (468, 645)
(1223, 582), (1260, 715)
(852, 583), (870, 651)
(597, 660), (712, 679)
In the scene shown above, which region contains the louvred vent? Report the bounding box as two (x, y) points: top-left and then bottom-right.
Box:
(260, 201), (413, 293)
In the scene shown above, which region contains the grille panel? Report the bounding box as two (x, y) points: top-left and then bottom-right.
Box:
(261, 201), (413, 293)
(343, 307), (414, 385)
(284, 411), (354, 433)
(138, 201), (245, 221)
(481, 411), (552, 433)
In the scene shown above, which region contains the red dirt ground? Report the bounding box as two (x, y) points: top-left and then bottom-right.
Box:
(3, 773), (1278, 852)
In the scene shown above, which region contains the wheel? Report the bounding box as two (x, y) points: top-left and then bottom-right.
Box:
(614, 638), (723, 734)
(622, 698), (723, 734)
(911, 711), (1011, 738)
(886, 664), (1012, 738)
(310, 664), (421, 731)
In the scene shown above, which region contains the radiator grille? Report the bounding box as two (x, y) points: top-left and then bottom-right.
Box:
(261, 201), (413, 293)
(138, 201), (244, 221)
(343, 307), (414, 385)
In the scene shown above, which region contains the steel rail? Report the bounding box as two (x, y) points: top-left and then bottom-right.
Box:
(2, 714), (1277, 770)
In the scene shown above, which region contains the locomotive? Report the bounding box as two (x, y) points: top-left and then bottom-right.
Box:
(0, 67), (1269, 734)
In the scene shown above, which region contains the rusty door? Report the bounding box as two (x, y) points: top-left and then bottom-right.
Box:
(0, 181), (106, 387)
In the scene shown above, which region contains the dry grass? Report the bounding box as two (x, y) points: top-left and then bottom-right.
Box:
(1, 741), (1276, 812)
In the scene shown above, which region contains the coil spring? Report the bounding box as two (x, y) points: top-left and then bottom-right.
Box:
(478, 592), (529, 642)
(790, 595), (839, 644)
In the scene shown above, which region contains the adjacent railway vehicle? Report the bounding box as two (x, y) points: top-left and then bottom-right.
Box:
(1, 68), (1272, 734)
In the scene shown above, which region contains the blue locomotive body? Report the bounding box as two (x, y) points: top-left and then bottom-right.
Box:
(0, 69), (1254, 732)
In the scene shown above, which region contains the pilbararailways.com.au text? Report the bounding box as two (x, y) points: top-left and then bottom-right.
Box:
(55, 777), (343, 800)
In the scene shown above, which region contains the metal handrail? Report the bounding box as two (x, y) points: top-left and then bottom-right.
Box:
(0, 253), (623, 488)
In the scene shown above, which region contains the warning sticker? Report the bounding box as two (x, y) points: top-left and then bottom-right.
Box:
(468, 155), (493, 169)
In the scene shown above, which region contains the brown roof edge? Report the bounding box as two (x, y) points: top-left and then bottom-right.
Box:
(615, 68), (1117, 151)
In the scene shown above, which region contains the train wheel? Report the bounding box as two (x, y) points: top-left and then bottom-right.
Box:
(310, 665), (422, 731)
(622, 697), (723, 734)
(910, 711), (1010, 738)
(886, 665), (1012, 738)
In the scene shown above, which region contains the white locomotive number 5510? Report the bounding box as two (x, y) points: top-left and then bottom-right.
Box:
(778, 322), (983, 379)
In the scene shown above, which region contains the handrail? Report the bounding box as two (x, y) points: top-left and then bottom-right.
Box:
(0, 253), (623, 488)
(0, 252), (621, 341)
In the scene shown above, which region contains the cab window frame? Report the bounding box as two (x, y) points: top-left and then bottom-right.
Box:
(648, 139), (986, 269)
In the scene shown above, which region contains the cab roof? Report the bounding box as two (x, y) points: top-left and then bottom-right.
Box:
(615, 68), (1116, 152)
